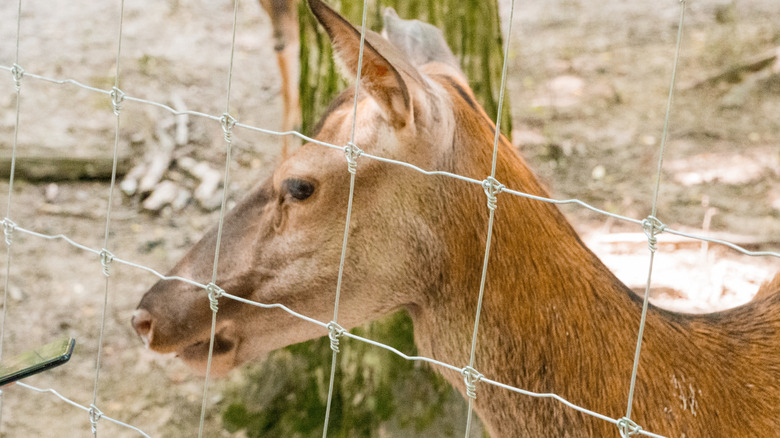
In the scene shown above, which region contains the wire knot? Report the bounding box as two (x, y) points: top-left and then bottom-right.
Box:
(220, 113), (237, 143)
(109, 87), (125, 116)
(326, 321), (345, 353)
(99, 249), (114, 277)
(206, 283), (224, 312)
(2, 218), (16, 246)
(481, 177), (505, 211)
(88, 404), (103, 434)
(344, 142), (363, 174)
(641, 215), (666, 253)
(10, 64), (24, 90)
(616, 417), (643, 437)
(461, 366), (483, 399)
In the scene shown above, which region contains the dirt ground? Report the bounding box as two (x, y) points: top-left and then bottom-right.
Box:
(0, 0), (778, 436)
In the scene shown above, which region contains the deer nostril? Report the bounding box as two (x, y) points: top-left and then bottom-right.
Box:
(132, 308), (154, 348)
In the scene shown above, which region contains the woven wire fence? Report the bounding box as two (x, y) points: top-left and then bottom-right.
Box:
(1, 0), (778, 437)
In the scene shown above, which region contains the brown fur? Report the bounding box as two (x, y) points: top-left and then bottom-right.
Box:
(134, 1), (780, 436)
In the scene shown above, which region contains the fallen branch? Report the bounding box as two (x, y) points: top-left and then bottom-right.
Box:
(682, 47), (779, 90)
(590, 229), (777, 251)
(142, 180), (179, 212)
(0, 152), (129, 181)
(177, 157), (222, 210)
(137, 121), (176, 194)
(37, 203), (135, 220)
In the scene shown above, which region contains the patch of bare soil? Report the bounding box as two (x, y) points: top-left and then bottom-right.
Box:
(510, 0), (779, 309)
(0, 0), (777, 436)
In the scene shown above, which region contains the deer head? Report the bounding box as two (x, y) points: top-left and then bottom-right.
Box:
(132, 0), (496, 376)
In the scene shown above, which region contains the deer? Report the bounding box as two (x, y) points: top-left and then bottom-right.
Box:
(132, 1), (780, 436)
(258, 0), (301, 156)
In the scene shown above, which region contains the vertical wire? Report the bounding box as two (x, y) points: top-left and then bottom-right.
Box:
(207, 0), (240, 288)
(322, 1), (370, 436)
(198, 1), (241, 436)
(649, 1), (685, 220)
(463, 0), (516, 435)
(0, 0), (26, 429)
(333, 0), (369, 325)
(89, 1), (127, 435)
(488, 0), (515, 180)
(624, 0), (686, 423)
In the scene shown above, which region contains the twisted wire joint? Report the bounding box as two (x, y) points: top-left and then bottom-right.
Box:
(461, 366), (483, 399)
(2, 218), (16, 246)
(481, 176), (505, 211)
(99, 248), (114, 277)
(616, 417), (643, 437)
(109, 87), (125, 116)
(88, 403), (103, 434)
(326, 321), (345, 353)
(10, 64), (24, 90)
(344, 142), (363, 175)
(641, 215), (667, 253)
(206, 283), (224, 312)
(220, 113), (237, 144)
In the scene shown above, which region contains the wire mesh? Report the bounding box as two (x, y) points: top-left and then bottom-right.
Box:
(1, 0), (778, 437)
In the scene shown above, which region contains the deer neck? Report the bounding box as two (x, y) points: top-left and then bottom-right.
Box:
(404, 114), (643, 434)
(409, 170), (635, 364)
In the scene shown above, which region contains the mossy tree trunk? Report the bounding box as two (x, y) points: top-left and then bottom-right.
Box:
(298, 0), (512, 139)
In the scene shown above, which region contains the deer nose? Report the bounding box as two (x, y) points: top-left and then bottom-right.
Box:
(132, 308), (154, 348)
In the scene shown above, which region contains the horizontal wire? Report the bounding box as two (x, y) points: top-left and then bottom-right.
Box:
(341, 331), (463, 374)
(3, 65), (774, 260)
(1, 64), (776, 259)
(664, 228), (780, 258)
(220, 292), (328, 329)
(14, 218), (645, 436)
(13, 224), (102, 255)
(14, 383), (152, 438)
(5, 217), (670, 435)
(482, 378), (667, 438)
(112, 255), (209, 289)
(7, 223), (210, 288)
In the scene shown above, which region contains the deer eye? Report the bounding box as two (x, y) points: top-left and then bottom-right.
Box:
(282, 178), (316, 201)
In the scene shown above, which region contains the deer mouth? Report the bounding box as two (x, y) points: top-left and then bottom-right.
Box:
(176, 323), (241, 376)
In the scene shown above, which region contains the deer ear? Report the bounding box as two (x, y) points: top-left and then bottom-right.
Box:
(308, 0), (415, 127)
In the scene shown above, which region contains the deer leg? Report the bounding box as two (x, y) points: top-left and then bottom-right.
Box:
(276, 40), (301, 158)
(260, 0), (301, 158)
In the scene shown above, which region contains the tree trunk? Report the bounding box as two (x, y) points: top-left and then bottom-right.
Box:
(298, 0), (512, 139)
